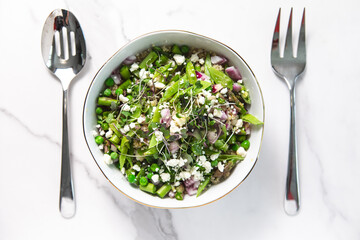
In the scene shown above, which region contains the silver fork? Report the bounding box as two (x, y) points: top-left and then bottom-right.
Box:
(271, 8), (306, 215)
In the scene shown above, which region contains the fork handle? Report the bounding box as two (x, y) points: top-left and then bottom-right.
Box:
(59, 88), (76, 218)
(285, 86), (300, 215)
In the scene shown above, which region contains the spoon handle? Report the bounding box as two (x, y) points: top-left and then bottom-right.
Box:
(59, 89), (76, 218)
(284, 86), (300, 215)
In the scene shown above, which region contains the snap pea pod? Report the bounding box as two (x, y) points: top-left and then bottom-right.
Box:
(109, 134), (120, 145)
(118, 79), (131, 90)
(109, 123), (122, 138)
(196, 176), (210, 197)
(208, 66), (233, 90)
(156, 184), (172, 198)
(97, 97), (118, 106)
(205, 53), (212, 77)
(119, 136), (130, 170)
(139, 183), (156, 194)
(217, 154), (245, 161)
(160, 75), (187, 102)
(186, 61), (197, 84)
(139, 51), (158, 69)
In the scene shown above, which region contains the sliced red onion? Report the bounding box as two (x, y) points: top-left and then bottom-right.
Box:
(211, 55), (227, 65)
(184, 177), (196, 188)
(212, 84), (223, 93)
(110, 144), (117, 152)
(168, 191), (175, 198)
(233, 83), (242, 92)
(244, 123), (251, 135)
(220, 112), (228, 121)
(122, 55), (137, 65)
(169, 141), (180, 154)
(195, 71), (210, 81)
(207, 130), (218, 145)
(186, 187), (198, 196)
(160, 109), (171, 127)
(225, 123), (232, 131)
(225, 66), (242, 80)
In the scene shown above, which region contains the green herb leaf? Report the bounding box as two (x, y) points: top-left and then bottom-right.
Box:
(242, 114), (263, 125)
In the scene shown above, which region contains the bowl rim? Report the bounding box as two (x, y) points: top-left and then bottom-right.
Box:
(82, 29), (265, 209)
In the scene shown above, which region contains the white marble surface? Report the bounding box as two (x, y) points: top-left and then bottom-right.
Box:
(0, 0), (359, 239)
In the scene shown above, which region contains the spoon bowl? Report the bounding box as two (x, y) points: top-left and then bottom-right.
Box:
(41, 9), (86, 218)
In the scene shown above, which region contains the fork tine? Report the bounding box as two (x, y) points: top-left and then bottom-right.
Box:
(271, 8), (281, 58)
(284, 8), (293, 57)
(297, 8), (306, 60)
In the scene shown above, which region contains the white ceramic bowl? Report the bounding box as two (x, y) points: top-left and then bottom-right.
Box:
(83, 30), (264, 208)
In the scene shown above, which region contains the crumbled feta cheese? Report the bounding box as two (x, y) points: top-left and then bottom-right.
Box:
(170, 121), (181, 134)
(121, 125), (130, 134)
(127, 89), (132, 94)
(96, 124), (101, 128)
(151, 174), (159, 183)
(236, 147), (247, 157)
(154, 82), (165, 89)
(190, 53), (199, 62)
(199, 58), (205, 65)
(237, 80), (243, 84)
(179, 171), (191, 180)
(139, 68), (147, 80)
(129, 122), (136, 129)
(103, 154), (112, 165)
(174, 181), (180, 187)
(91, 130), (98, 137)
(173, 114), (186, 127)
(137, 115), (146, 124)
(208, 113), (213, 118)
(173, 54), (185, 65)
(203, 161), (212, 173)
(169, 60), (176, 67)
(123, 104), (130, 111)
(154, 130), (163, 142)
(160, 173), (171, 182)
(98, 144), (104, 150)
(175, 71), (181, 75)
(217, 162), (224, 172)
(235, 119), (243, 129)
(130, 63), (139, 72)
(220, 88), (228, 95)
(130, 106), (137, 113)
(99, 130), (105, 136)
(105, 129), (113, 138)
(198, 96), (205, 105)
(166, 158), (186, 168)
(132, 165), (140, 171)
(119, 94), (129, 103)
(213, 109), (223, 118)
(198, 155), (207, 164)
(121, 167), (125, 174)
(210, 153), (220, 161)
(192, 170), (204, 181)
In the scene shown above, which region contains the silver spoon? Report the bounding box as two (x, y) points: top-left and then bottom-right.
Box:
(41, 9), (86, 218)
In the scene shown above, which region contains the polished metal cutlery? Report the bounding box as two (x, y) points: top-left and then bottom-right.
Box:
(271, 8), (306, 215)
(41, 9), (86, 218)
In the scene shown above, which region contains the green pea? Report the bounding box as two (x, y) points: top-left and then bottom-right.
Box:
(147, 172), (153, 179)
(127, 174), (136, 183)
(180, 45), (189, 54)
(120, 65), (131, 80)
(228, 135), (237, 145)
(231, 144), (240, 151)
(211, 160), (218, 167)
(127, 95), (133, 101)
(95, 136), (104, 145)
(151, 163), (160, 172)
(95, 107), (103, 114)
(139, 177), (148, 186)
(236, 135), (247, 142)
(115, 88), (123, 95)
(105, 77), (115, 87)
(101, 122), (109, 131)
(241, 140), (250, 150)
(103, 88), (112, 96)
(110, 152), (118, 160)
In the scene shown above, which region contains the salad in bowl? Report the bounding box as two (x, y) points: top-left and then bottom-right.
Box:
(83, 30), (264, 208)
